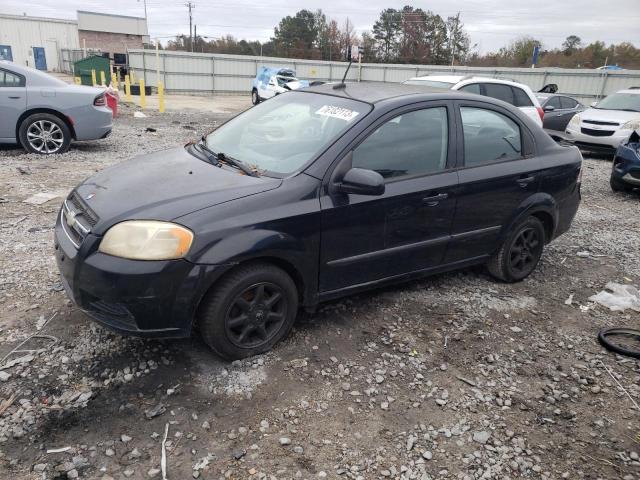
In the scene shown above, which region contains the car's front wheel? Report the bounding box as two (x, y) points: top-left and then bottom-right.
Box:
(198, 262), (298, 360)
(19, 113), (71, 155)
(251, 89), (260, 105)
(487, 216), (545, 282)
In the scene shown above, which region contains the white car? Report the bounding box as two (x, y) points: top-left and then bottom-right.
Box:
(251, 67), (309, 105)
(564, 89), (640, 153)
(403, 75), (544, 127)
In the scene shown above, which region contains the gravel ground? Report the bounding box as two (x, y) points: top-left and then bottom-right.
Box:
(0, 101), (640, 480)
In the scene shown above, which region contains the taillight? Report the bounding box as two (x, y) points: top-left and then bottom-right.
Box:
(94, 93), (106, 106)
(536, 106), (545, 121)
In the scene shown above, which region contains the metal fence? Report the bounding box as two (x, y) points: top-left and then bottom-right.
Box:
(127, 49), (640, 103)
(60, 48), (103, 74)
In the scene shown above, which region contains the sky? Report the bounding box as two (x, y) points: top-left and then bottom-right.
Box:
(2, 0), (639, 53)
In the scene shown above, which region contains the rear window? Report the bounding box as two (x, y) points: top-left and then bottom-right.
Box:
(512, 87), (533, 107)
(0, 69), (25, 87)
(483, 83), (515, 105)
(560, 97), (578, 109)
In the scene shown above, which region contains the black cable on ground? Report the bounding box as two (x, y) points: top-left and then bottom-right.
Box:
(598, 328), (640, 359)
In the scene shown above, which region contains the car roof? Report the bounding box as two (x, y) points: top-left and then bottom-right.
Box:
(406, 75), (466, 83)
(616, 89), (640, 95)
(304, 81), (464, 104)
(408, 74), (531, 89)
(0, 60), (66, 87)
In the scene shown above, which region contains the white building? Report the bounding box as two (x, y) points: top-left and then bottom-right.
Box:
(0, 13), (79, 71)
(0, 11), (149, 72)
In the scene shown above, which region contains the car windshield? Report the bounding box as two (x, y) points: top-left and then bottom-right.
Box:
(276, 75), (296, 87)
(403, 79), (455, 89)
(595, 93), (640, 112)
(205, 91), (371, 176)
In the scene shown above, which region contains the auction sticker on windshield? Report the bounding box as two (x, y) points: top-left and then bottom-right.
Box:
(315, 105), (360, 121)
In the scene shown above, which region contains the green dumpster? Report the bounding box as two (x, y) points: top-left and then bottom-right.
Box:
(73, 55), (110, 86)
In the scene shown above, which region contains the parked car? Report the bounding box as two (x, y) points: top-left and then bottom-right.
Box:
(251, 67), (309, 105)
(54, 83), (582, 360)
(403, 75), (544, 127)
(565, 89), (640, 154)
(0, 60), (112, 154)
(610, 130), (640, 192)
(535, 93), (584, 139)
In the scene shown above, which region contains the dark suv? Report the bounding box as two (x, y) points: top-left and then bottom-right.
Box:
(54, 83), (582, 360)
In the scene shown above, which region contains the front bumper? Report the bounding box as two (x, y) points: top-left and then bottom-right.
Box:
(611, 141), (640, 186)
(564, 126), (631, 152)
(54, 210), (219, 338)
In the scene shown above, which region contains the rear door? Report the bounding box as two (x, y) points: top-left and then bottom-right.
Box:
(0, 68), (26, 142)
(319, 103), (458, 293)
(542, 96), (567, 131)
(445, 101), (541, 263)
(555, 96), (583, 131)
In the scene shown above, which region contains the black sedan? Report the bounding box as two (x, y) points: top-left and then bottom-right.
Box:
(54, 83), (582, 360)
(536, 93), (584, 139)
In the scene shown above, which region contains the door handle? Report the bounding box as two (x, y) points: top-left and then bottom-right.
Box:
(8, 96), (21, 99)
(422, 193), (448, 206)
(516, 175), (536, 187)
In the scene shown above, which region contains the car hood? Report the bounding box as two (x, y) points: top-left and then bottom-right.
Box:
(74, 146), (282, 234)
(581, 108), (640, 124)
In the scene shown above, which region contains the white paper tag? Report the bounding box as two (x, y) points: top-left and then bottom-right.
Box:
(315, 105), (359, 122)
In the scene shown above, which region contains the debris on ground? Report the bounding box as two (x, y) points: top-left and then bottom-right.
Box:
(23, 192), (62, 205)
(589, 282), (640, 312)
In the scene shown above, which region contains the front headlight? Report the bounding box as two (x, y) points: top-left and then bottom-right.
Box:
(568, 114), (582, 127)
(99, 220), (193, 260)
(622, 120), (640, 130)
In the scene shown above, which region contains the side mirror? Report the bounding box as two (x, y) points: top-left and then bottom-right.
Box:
(590, 101), (598, 107)
(543, 105), (555, 112)
(336, 168), (385, 196)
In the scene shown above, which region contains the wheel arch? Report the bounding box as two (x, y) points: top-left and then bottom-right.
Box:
(16, 108), (76, 142)
(501, 193), (558, 245)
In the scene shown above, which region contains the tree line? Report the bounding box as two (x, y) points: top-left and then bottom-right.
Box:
(166, 7), (640, 69)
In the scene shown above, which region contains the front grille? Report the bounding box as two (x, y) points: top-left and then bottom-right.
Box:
(68, 191), (98, 227)
(583, 119), (620, 126)
(581, 127), (614, 137)
(60, 193), (96, 248)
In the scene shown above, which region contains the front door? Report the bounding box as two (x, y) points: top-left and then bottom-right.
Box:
(445, 102), (541, 263)
(0, 45), (13, 61)
(33, 47), (47, 71)
(319, 104), (458, 293)
(0, 68), (26, 141)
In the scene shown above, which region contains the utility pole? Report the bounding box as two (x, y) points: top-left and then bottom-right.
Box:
(186, 2), (195, 52)
(194, 25), (197, 52)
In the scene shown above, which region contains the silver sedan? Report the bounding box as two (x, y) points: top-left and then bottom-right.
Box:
(0, 60), (113, 154)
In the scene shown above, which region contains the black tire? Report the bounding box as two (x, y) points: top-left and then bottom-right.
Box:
(198, 262), (298, 360)
(487, 216), (545, 283)
(610, 176), (632, 193)
(251, 89), (261, 105)
(598, 328), (640, 358)
(19, 113), (71, 155)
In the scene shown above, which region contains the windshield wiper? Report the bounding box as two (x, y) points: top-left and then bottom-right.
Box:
(193, 141), (219, 166)
(217, 152), (259, 177)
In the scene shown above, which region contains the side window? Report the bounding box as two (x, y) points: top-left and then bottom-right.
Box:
(512, 87), (533, 107)
(483, 83), (515, 105)
(0, 70), (24, 87)
(459, 83), (481, 95)
(560, 97), (578, 109)
(352, 107), (448, 180)
(460, 107), (522, 167)
(546, 96), (562, 109)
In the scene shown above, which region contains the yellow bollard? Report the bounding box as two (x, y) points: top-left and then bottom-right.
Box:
(111, 72), (117, 89)
(158, 82), (165, 113)
(91, 69), (97, 86)
(124, 75), (132, 102)
(139, 79), (146, 109)
(100, 70), (106, 86)
(74, 77), (81, 85)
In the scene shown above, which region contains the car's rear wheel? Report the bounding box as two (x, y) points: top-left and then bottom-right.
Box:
(487, 216), (545, 283)
(198, 262), (298, 360)
(610, 176), (632, 193)
(19, 113), (71, 155)
(251, 89), (260, 105)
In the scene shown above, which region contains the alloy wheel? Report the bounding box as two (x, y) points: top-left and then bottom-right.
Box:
(224, 282), (287, 348)
(27, 120), (64, 154)
(508, 227), (542, 276)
